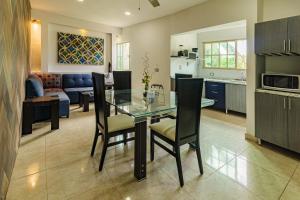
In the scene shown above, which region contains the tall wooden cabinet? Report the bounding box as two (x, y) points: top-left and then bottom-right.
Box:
(255, 92), (300, 153)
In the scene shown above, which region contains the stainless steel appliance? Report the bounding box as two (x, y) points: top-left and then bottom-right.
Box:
(262, 73), (300, 93)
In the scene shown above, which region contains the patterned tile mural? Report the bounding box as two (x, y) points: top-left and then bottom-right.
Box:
(0, 0), (31, 198)
(57, 32), (104, 65)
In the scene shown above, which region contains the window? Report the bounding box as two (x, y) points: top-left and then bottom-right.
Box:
(116, 42), (130, 70)
(204, 40), (247, 69)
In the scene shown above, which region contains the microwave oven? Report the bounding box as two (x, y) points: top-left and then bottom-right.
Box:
(262, 73), (300, 93)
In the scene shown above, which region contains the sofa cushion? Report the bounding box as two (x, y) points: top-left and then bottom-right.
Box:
(64, 87), (93, 104)
(35, 73), (62, 89)
(63, 87), (93, 93)
(45, 91), (70, 102)
(26, 76), (44, 98)
(62, 74), (93, 88)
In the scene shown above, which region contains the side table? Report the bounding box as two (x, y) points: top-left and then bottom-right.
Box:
(22, 96), (60, 135)
(79, 91), (94, 112)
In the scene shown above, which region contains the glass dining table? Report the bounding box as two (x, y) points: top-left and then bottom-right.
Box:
(105, 89), (214, 181)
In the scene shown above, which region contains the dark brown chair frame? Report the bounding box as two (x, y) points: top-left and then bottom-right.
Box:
(150, 78), (204, 187)
(90, 73), (135, 171)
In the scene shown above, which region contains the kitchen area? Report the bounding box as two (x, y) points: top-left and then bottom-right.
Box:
(170, 20), (247, 115)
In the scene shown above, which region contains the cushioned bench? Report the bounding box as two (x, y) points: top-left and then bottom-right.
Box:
(62, 74), (94, 104)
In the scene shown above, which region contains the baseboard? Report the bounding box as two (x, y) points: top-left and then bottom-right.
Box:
(245, 133), (258, 143)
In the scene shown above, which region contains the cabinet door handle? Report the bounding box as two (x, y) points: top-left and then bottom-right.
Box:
(211, 91), (219, 94)
(284, 98), (286, 109)
(289, 98), (291, 110)
(283, 40), (286, 52)
(288, 39), (291, 53)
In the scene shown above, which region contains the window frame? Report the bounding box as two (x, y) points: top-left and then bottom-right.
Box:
(203, 39), (247, 70)
(116, 42), (130, 71)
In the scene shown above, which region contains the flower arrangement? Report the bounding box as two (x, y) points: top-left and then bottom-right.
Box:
(141, 53), (152, 91)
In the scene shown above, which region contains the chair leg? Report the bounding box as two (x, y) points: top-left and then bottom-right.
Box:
(195, 144), (204, 175)
(115, 106), (118, 115)
(99, 138), (108, 171)
(123, 133), (127, 145)
(175, 146), (184, 187)
(150, 132), (154, 161)
(90, 126), (99, 156)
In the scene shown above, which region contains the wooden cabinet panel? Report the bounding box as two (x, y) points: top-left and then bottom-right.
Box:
(288, 97), (300, 153)
(255, 92), (288, 148)
(255, 19), (288, 55)
(288, 16), (300, 55)
(226, 84), (246, 114)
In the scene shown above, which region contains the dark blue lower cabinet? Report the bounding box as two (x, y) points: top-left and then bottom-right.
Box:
(205, 81), (226, 110)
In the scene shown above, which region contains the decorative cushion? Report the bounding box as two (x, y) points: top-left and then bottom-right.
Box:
(35, 73), (62, 89)
(25, 76), (44, 98)
(149, 119), (176, 141)
(62, 74), (93, 88)
(107, 114), (135, 133)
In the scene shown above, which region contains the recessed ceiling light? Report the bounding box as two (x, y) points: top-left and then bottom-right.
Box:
(124, 11), (131, 16)
(77, 0), (84, 2)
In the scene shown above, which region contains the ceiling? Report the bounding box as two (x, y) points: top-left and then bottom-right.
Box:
(30, 0), (208, 27)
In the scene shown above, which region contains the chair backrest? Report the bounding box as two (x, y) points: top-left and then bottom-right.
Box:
(174, 73), (192, 92)
(175, 78), (203, 145)
(113, 71), (131, 90)
(92, 73), (108, 132)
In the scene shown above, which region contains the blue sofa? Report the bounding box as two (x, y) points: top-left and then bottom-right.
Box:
(26, 74), (70, 121)
(62, 74), (94, 104)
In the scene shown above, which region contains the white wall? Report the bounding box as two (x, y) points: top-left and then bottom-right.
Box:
(31, 9), (121, 73)
(197, 25), (247, 80)
(120, 0), (258, 137)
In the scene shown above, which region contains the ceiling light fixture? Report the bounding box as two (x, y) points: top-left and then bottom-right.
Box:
(77, 0), (84, 2)
(124, 11), (131, 16)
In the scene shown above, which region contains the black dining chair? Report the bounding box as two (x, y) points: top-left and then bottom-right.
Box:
(168, 73), (193, 119)
(113, 71), (132, 91)
(90, 72), (136, 171)
(149, 78), (204, 187)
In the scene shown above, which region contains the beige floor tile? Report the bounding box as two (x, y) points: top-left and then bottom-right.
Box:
(46, 158), (114, 200)
(239, 143), (299, 179)
(6, 172), (47, 200)
(184, 171), (260, 200)
(220, 157), (290, 200)
(45, 138), (91, 169)
(11, 150), (45, 180)
(280, 165), (300, 200)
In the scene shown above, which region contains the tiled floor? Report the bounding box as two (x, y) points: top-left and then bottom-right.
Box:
(6, 106), (300, 200)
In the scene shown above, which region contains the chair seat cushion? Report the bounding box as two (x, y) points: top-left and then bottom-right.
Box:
(149, 119), (176, 141)
(168, 111), (177, 118)
(108, 114), (135, 133)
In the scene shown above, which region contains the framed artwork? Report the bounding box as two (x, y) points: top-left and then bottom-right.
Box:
(57, 32), (104, 65)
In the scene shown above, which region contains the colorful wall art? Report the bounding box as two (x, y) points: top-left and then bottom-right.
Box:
(57, 32), (104, 65)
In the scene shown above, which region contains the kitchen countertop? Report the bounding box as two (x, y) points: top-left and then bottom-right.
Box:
(170, 76), (247, 85)
(256, 88), (300, 98)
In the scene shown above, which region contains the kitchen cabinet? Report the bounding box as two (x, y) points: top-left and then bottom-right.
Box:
(226, 84), (246, 114)
(205, 81), (225, 110)
(255, 15), (300, 55)
(255, 91), (300, 153)
(255, 19), (288, 55)
(255, 92), (288, 148)
(287, 97), (300, 153)
(288, 16), (300, 55)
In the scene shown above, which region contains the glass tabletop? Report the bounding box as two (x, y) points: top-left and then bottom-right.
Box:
(105, 89), (214, 121)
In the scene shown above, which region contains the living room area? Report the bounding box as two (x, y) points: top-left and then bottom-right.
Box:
(2, 0), (300, 200)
